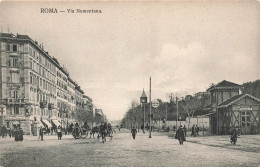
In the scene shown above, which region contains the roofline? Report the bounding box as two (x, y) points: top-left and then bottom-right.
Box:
(207, 86), (242, 92)
(217, 94), (260, 108)
(0, 33), (69, 76)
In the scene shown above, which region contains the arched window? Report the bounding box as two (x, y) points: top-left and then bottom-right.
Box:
(6, 43), (10, 51)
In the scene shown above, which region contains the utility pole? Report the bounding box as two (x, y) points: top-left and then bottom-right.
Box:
(176, 96), (178, 129)
(165, 104), (168, 128)
(149, 76), (152, 138)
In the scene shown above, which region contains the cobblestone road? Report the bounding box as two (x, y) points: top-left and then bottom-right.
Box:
(0, 130), (259, 167)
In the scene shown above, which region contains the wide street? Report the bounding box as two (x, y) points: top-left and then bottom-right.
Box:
(0, 130), (259, 167)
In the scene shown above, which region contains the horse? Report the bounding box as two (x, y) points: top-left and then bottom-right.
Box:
(89, 126), (100, 139)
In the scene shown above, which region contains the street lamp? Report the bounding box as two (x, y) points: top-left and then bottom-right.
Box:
(0, 105), (6, 126)
(140, 88), (147, 134)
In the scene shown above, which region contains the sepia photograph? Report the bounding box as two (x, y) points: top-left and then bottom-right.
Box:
(0, 0), (259, 166)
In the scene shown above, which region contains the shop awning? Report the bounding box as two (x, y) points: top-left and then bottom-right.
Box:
(52, 119), (61, 127)
(42, 119), (52, 128)
(35, 117), (44, 127)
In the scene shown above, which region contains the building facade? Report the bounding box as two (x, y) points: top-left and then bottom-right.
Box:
(0, 33), (91, 135)
(207, 80), (260, 135)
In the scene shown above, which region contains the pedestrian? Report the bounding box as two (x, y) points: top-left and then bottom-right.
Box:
(183, 125), (187, 137)
(39, 126), (44, 141)
(57, 125), (62, 140)
(8, 127), (12, 138)
(175, 125), (185, 145)
(19, 128), (24, 141)
(14, 127), (20, 141)
(2, 126), (7, 138)
(230, 126), (239, 145)
(173, 125), (176, 132)
(196, 125), (199, 136)
(141, 123), (145, 133)
(191, 125), (196, 137)
(131, 126), (137, 140)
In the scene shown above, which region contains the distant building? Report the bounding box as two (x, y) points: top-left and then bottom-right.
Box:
(185, 95), (192, 101)
(194, 92), (210, 100)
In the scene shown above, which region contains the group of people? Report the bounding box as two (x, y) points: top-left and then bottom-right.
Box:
(191, 125), (200, 137)
(39, 125), (63, 141)
(0, 126), (11, 138)
(0, 125), (24, 141)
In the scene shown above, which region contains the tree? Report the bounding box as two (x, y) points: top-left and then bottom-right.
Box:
(75, 110), (93, 124)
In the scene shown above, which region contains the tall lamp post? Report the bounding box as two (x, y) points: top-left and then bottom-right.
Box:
(0, 105), (6, 126)
(140, 88), (147, 134)
(176, 96), (178, 129)
(149, 77), (152, 138)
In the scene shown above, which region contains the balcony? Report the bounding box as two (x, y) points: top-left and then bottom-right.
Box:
(5, 98), (26, 105)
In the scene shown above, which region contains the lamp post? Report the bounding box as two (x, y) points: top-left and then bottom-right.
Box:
(0, 105), (6, 126)
(140, 88), (147, 134)
(176, 96), (178, 129)
(149, 77), (152, 138)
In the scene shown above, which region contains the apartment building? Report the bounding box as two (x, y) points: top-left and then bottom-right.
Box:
(0, 33), (89, 135)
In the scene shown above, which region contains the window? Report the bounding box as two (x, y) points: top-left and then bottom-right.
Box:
(19, 44), (23, 52)
(8, 58), (18, 67)
(14, 107), (19, 115)
(37, 76), (39, 86)
(30, 59), (32, 69)
(29, 47), (32, 55)
(13, 59), (18, 67)
(241, 111), (251, 127)
(14, 90), (18, 99)
(10, 72), (19, 83)
(13, 45), (17, 52)
(37, 93), (39, 102)
(43, 80), (45, 89)
(6, 44), (10, 51)
(40, 78), (42, 87)
(39, 66), (42, 75)
(30, 73), (33, 84)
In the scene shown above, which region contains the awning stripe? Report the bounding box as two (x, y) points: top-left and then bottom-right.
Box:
(51, 119), (61, 127)
(42, 119), (52, 128)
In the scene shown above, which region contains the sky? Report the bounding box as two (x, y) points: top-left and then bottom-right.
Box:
(0, 1), (259, 121)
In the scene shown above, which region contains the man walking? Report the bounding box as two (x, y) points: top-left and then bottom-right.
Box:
(230, 126), (239, 145)
(196, 125), (199, 136)
(131, 126), (137, 140)
(176, 125), (185, 145)
(57, 125), (62, 140)
(191, 125), (196, 137)
(183, 125), (187, 137)
(39, 126), (44, 141)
